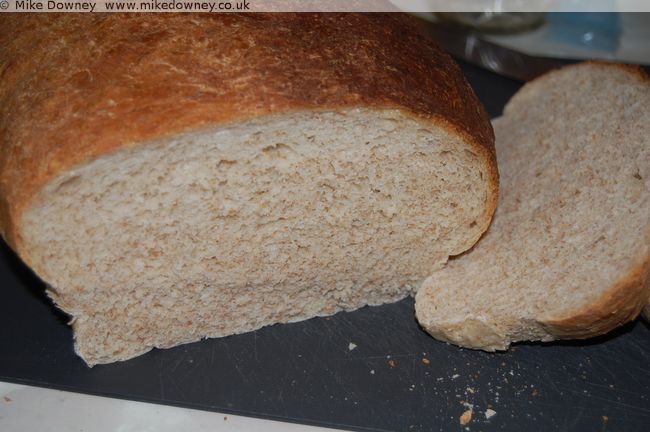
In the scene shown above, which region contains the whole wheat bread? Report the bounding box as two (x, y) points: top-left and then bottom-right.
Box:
(416, 62), (650, 350)
(0, 14), (498, 365)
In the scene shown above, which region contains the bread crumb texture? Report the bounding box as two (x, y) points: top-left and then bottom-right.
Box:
(416, 62), (650, 350)
(22, 110), (491, 365)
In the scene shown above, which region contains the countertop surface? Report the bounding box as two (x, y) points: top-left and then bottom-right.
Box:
(0, 381), (344, 432)
(1, 62), (649, 432)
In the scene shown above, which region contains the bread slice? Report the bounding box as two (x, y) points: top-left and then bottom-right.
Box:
(0, 14), (498, 365)
(416, 62), (650, 350)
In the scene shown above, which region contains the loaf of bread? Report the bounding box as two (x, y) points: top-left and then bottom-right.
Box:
(0, 14), (498, 365)
(416, 62), (650, 350)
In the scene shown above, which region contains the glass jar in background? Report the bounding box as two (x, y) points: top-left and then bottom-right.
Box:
(436, 12), (546, 34)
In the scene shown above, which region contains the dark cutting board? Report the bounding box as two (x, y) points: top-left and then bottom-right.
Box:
(1, 62), (649, 432)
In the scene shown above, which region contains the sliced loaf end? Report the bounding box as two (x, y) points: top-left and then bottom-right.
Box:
(416, 62), (650, 351)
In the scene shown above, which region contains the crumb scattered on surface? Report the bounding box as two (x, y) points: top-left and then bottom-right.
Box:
(451, 374), (460, 380)
(223, 416), (227, 421)
(348, 342), (357, 351)
(485, 409), (497, 420)
(602, 416), (609, 422)
(388, 359), (396, 368)
(370, 369), (375, 375)
(4, 396), (12, 403)
(422, 358), (430, 365)
(532, 389), (539, 397)
(460, 409), (472, 425)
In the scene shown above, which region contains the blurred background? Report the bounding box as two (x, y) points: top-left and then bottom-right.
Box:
(413, 12), (650, 81)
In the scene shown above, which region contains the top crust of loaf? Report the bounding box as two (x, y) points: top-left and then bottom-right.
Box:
(0, 13), (497, 256)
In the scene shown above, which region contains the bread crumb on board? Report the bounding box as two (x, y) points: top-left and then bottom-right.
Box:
(4, 396), (12, 403)
(348, 342), (357, 351)
(485, 409), (497, 420)
(388, 359), (397, 368)
(422, 357), (430, 365)
(460, 409), (472, 425)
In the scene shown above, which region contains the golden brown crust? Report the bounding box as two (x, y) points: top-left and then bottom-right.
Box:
(0, 13), (496, 255)
(541, 255), (650, 339)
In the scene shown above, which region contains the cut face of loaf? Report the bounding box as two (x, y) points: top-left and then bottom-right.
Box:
(20, 109), (493, 364)
(416, 62), (650, 350)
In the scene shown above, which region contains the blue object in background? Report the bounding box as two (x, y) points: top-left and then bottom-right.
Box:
(545, 13), (621, 54)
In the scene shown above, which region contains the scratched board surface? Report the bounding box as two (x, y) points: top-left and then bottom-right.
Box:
(1, 62), (649, 432)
